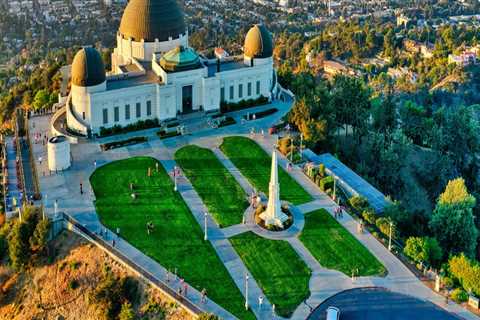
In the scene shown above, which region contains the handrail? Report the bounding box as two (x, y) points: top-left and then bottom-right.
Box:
(62, 213), (204, 317)
(24, 114), (41, 199)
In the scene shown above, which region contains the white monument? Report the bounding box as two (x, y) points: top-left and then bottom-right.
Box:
(260, 150), (288, 228)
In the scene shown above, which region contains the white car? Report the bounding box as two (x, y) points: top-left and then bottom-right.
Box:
(326, 306), (340, 320)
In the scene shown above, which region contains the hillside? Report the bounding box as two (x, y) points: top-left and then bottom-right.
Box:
(0, 231), (192, 320)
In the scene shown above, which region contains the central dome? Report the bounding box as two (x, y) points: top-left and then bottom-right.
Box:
(119, 0), (186, 42)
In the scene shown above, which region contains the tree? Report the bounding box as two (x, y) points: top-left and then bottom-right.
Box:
(404, 237), (443, 267)
(119, 302), (135, 320)
(30, 218), (50, 252)
(449, 254), (480, 296)
(372, 93), (396, 136)
(7, 222), (30, 270)
(32, 89), (50, 111)
(430, 178), (478, 258)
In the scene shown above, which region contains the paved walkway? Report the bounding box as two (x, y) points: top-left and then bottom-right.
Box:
(27, 97), (480, 320)
(5, 137), (21, 216)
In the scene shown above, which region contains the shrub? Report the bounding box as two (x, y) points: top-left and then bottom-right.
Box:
(443, 276), (454, 290)
(8, 222), (30, 270)
(404, 237), (443, 267)
(68, 279), (80, 290)
(348, 196), (370, 213)
(451, 288), (469, 303)
(448, 254), (480, 296)
(198, 313), (221, 320)
(119, 302), (135, 320)
(318, 164), (326, 177)
(70, 260), (81, 270)
(141, 300), (166, 318)
(375, 217), (397, 240)
(361, 208), (376, 225)
(319, 176), (334, 192)
(278, 137), (292, 156)
(100, 137), (147, 151)
(99, 118), (160, 137)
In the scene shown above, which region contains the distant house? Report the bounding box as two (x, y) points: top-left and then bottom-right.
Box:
(323, 60), (348, 76)
(403, 39), (433, 58)
(448, 48), (478, 66)
(214, 47), (229, 60)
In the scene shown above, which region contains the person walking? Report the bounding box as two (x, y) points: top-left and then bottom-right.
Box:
(258, 295), (264, 310)
(201, 288), (207, 303)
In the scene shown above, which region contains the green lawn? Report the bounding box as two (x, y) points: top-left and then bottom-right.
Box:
(175, 145), (248, 227)
(220, 136), (312, 205)
(230, 232), (311, 317)
(299, 209), (386, 277)
(90, 157), (254, 320)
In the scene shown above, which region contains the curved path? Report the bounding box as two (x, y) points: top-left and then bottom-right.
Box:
(307, 287), (459, 320)
(28, 99), (479, 320)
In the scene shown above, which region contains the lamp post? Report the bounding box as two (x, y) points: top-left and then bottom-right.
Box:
(290, 136), (293, 163)
(204, 212), (208, 241)
(300, 133), (303, 159)
(388, 221), (393, 251)
(174, 166), (178, 192)
(245, 274), (249, 310)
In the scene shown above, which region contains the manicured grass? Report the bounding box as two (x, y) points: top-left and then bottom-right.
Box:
(230, 232), (311, 317)
(175, 145), (248, 227)
(90, 157), (254, 320)
(299, 209), (386, 277)
(220, 136), (312, 205)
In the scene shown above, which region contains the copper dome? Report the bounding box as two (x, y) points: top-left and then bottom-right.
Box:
(71, 47), (106, 87)
(119, 0), (186, 42)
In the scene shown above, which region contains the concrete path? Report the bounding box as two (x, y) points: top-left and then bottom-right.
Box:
(26, 97), (480, 320)
(5, 137), (21, 215)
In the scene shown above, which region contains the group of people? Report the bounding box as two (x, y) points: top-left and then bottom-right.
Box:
(334, 206), (345, 219)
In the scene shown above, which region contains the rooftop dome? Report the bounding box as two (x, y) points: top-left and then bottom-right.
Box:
(119, 0), (186, 42)
(160, 46), (201, 72)
(71, 47), (106, 87)
(244, 24), (273, 59)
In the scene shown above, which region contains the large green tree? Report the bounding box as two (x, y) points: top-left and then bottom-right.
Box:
(430, 178), (478, 258)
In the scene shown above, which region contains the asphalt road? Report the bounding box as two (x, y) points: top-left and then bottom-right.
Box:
(307, 287), (459, 320)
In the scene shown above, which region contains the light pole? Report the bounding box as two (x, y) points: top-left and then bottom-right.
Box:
(290, 136), (293, 163)
(333, 177), (336, 202)
(174, 166), (178, 192)
(388, 221), (393, 251)
(245, 274), (249, 310)
(300, 133), (303, 159)
(204, 212), (208, 241)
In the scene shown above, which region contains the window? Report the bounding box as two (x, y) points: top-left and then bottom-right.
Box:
(238, 84), (243, 99)
(102, 108), (108, 124)
(136, 102), (141, 118)
(220, 87), (225, 102)
(146, 100), (152, 116)
(82, 112), (85, 120)
(229, 86), (234, 100)
(256, 81), (261, 95)
(114, 107), (119, 122)
(125, 104), (130, 120)
(247, 82), (252, 96)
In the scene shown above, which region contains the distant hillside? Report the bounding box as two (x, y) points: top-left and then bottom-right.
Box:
(0, 231), (191, 320)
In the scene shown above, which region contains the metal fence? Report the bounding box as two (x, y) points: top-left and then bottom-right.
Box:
(61, 213), (203, 317)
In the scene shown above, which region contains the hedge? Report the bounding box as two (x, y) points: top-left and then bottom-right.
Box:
(99, 119), (160, 137)
(100, 137), (147, 151)
(220, 96), (269, 113)
(319, 176), (334, 192)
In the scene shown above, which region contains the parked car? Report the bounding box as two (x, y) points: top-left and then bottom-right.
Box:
(326, 306), (340, 320)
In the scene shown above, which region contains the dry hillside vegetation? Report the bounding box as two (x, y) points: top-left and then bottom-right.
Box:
(0, 231), (192, 320)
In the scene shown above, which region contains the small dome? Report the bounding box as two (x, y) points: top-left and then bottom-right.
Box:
(119, 0), (186, 42)
(244, 24), (273, 59)
(160, 46), (201, 72)
(71, 47), (106, 87)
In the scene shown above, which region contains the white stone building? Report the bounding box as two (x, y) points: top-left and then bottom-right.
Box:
(65, 0), (277, 136)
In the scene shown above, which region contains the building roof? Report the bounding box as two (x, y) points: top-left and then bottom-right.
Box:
(159, 46), (202, 72)
(71, 47), (106, 87)
(244, 24), (273, 59)
(119, 0), (186, 42)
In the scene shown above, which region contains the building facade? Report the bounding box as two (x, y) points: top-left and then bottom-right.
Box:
(66, 0), (277, 136)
